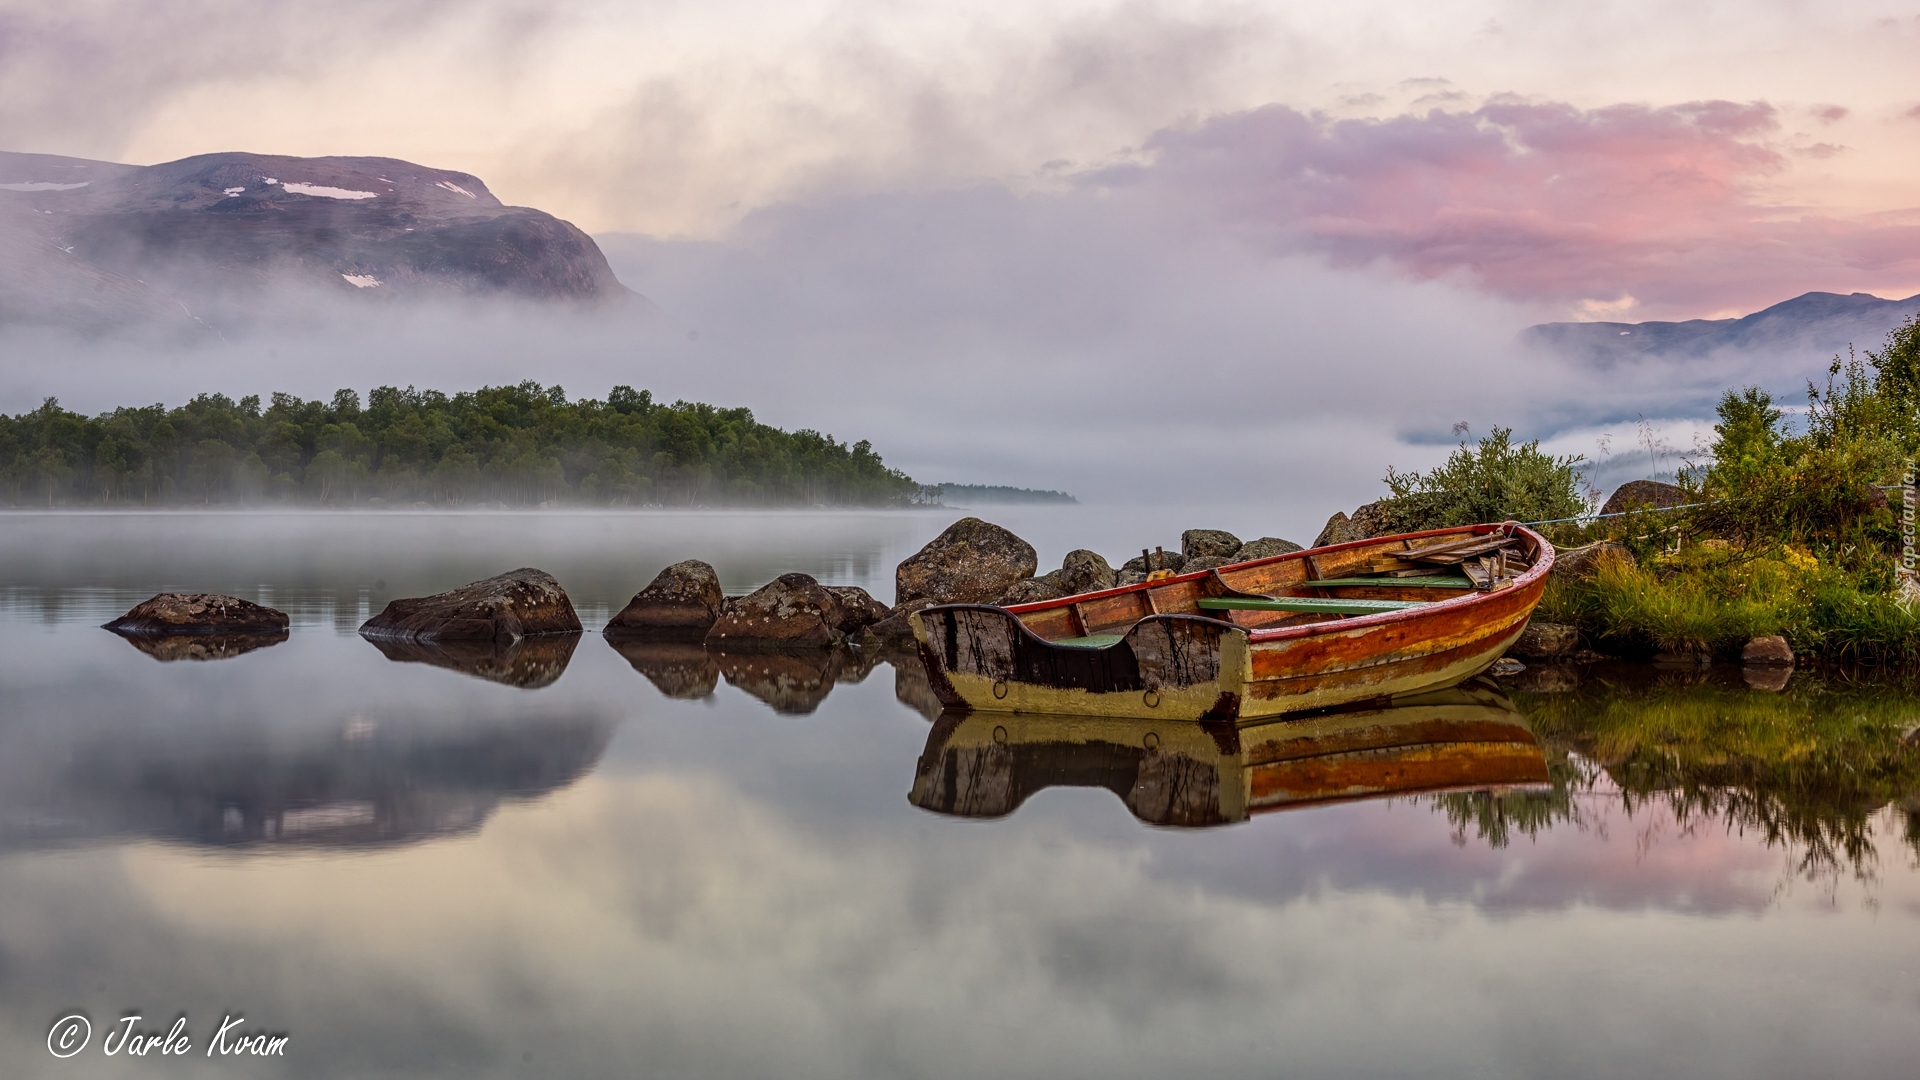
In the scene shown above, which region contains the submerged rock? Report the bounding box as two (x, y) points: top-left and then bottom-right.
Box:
(1181, 529), (1242, 560)
(604, 560), (725, 640)
(1057, 549), (1117, 595)
(1600, 479), (1688, 516)
(361, 568), (582, 642)
(104, 593), (289, 636)
(364, 633), (580, 689)
(1234, 537), (1304, 562)
(895, 517), (1038, 605)
(704, 573), (845, 650)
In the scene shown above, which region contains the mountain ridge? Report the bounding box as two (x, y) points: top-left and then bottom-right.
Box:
(0, 150), (644, 330)
(1523, 291), (1920, 364)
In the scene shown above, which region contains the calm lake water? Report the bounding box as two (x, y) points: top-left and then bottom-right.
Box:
(4, 510), (1919, 1079)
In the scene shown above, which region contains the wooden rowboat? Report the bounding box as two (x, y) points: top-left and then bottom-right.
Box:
(910, 679), (1550, 827)
(909, 522), (1552, 722)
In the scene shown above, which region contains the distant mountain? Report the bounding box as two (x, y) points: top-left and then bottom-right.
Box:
(0, 150), (643, 330)
(1523, 291), (1920, 364)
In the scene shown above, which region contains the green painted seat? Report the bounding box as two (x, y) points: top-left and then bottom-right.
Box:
(1047, 633), (1127, 648)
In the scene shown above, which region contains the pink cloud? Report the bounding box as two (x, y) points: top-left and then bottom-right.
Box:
(1097, 99), (1920, 317)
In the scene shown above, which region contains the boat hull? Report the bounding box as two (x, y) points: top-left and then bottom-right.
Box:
(911, 524), (1551, 721)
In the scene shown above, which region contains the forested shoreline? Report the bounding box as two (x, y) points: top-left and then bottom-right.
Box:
(0, 382), (923, 507)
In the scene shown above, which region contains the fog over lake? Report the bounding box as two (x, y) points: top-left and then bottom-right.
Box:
(3, 511), (1917, 1079)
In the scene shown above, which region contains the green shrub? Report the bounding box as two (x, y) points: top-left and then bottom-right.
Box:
(1382, 426), (1588, 531)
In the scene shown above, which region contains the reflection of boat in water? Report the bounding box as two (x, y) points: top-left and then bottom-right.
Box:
(110, 628), (289, 662)
(910, 680), (1548, 827)
(366, 633), (580, 688)
(0, 710), (616, 851)
(912, 524), (1550, 721)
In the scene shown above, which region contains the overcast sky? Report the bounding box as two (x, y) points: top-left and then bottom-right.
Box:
(6, 0), (1920, 511)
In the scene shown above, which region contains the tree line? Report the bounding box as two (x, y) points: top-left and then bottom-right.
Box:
(0, 382), (922, 507)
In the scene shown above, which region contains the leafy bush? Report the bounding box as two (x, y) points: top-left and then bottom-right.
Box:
(1382, 426), (1588, 531)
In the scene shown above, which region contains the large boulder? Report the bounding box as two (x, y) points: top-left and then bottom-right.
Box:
(1312, 512), (1364, 548)
(1552, 541), (1636, 583)
(1181, 529), (1242, 560)
(895, 518), (1038, 605)
(996, 578), (1068, 605)
(1507, 620), (1580, 660)
(604, 560), (725, 640)
(104, 593), (289, 636)
(1057, 549), (1117, 595)
(704, 573), (846, 650)
(1120, 550), (1185, 575)
(1314, 501), (1399, 548)
(1349, 500), (1397, 537)
(1600, 479), (1688, 516)
(1182, 556), (1233, 574)
(1234, 537), (1304, 562)
(360, 568), (582, 642)
(824, 586), (891, 633)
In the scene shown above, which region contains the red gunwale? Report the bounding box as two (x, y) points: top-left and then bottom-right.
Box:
(998, 522), (1554, 643)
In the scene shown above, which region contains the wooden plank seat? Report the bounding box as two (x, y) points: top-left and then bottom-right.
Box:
(1197, 597), (1427, 616)
(1304, 576), (1474, 589)
(1050, 633), (1127, 648)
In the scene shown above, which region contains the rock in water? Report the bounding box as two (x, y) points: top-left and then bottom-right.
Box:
(1742, 635), (1794, 667)
(605, 560), (725, 640)
(104, 593), (290, 635)
(1057, 549), (1117, 595)
(895, 518), (1038, 606)
(1508, 620), (1580, 660)
(824, 586), (891, 633)
(1234, 537), (1304, 562)
(1181, 529), (1242, 560)
(704, 573), (846, 650)
(116, 629), (289, 662)
(1600, 480), (1688, 516)
(360, 568), (582, 642)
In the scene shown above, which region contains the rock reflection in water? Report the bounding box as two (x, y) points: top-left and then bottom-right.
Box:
(4, 711), (616, 850)
(912, 680), (1547, 827)
(109, 628), (290, 662)
(365, 633), (581, 688)
(606, 637), (896, 715)
(608, 640), (721, 698)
